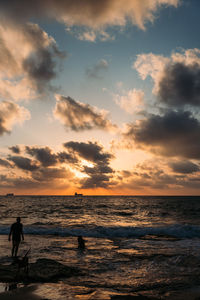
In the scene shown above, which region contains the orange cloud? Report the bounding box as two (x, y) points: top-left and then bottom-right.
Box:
(114, 88), (145, 114)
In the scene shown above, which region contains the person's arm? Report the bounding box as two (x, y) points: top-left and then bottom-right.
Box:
(21, 224), (24, 241)
(8, 224), (13, 241)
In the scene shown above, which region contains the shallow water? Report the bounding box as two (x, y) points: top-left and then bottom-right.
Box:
(0, 195), (200, 299)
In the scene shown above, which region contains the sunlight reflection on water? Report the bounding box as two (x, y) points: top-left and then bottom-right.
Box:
(0, 196), (200, 299)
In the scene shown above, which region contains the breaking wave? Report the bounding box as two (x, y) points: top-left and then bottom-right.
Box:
(0, 224), (200, 238)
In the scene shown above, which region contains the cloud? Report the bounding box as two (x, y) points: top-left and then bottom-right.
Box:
(124, 110), (200, 159)
(66, 27), (115, 42)
(0, 168), (75, 192)
(114, 160), (178, 191)
(80, 163), (114, 189)
(54, 94), (116, 132)
(158, 62), (200, 107)
(134, 49), (200, 107)
(113, 158), (200, 193)
(114, 88), (145, 114)
(64, 141), (113, 163)
(80, 172), (111, 189)
(27, 146), (79, 166)
(57, 151), (78, 165)
(9, 145), (21, 154)
(0, 0), (179, 31)
(114, 158), (196, 192)
(11, 145), (78, 175)
(1, 141), (114, 191)
(31, 167), (72, 182)
(77, 30), (97, 42)
(1, 144), (78, 192)
(8, 155), (39, 171)
(0, 101), (30, 136)
(25, 146), (58, 167)
(2, 141), (200, 193)
(25, 146), (78, 166)
(0, 21), (65, 101)
(169, 160), (200, 174)
(77, 29), (114, 42)
(0, 158), (12, 168)
(86, 59), (108, 78)
(64, 141), (114, 188)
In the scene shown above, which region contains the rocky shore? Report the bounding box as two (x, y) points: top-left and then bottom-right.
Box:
(0, 258), (81, 283)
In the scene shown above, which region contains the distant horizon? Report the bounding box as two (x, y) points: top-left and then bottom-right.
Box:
(2, 194), (200, 197)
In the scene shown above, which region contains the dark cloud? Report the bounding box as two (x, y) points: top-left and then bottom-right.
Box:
(1, 142), (115, 192)
(23, 142), (114, 189)
(158, 62), (200, 107)
(8, 156), (39, 171)
(57, 151), (78, 164)
(125, 110), (200, 159)
(0, 158), (12, 167)
(64, 141), (113, 163)
(86, 59), (108, 79)
(2, 145), (76, 192)
(25, 146), (77, 166)
(80, 173), (110, 189)
(84, 164), (113, 174)
(169, 160), (200, 174)
(22, 30), (65, 94)
(26, 146), (58, 167)
(18, 22), (65, 94)
(54, 95), (115, 132)
(134, 50), (200, 110)
(64, 141), (114, 188)
(9, 145), (21, 154)
(81, 164), (113, 189)
(23, 50), (57, 92)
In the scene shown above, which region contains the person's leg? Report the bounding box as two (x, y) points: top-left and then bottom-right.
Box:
(14, 241), (20, 257)
(11, 241), (15, 257)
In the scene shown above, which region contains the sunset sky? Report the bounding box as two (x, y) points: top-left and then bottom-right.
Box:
(1, 0), (200, 195)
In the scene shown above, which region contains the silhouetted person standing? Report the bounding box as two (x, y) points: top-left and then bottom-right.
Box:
(8, 217), (24, 257)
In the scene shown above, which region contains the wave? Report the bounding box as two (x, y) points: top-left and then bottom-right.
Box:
(0, 224), (200, 239)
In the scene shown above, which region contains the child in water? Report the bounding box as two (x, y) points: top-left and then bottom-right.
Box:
(78, 236), (85, 250)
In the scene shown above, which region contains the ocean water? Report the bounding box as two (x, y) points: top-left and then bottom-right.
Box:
(0, 195), (200, 299)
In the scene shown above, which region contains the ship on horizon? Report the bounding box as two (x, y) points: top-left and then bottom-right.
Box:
(74, 192), (83, 196)
(6, 193), (14, 197)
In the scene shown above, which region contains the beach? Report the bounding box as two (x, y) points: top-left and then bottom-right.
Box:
(0, 195), (200, 299)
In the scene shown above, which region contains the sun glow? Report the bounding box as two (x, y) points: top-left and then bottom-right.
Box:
(81, 160), (94, 168)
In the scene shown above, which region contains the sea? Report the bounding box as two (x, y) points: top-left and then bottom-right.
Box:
(0, 195), (200, 299)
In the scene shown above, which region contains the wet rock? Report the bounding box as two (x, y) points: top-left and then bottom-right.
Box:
(0, 258), (81, 283)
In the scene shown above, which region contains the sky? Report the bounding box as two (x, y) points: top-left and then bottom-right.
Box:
(0, 0), (200, 195)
